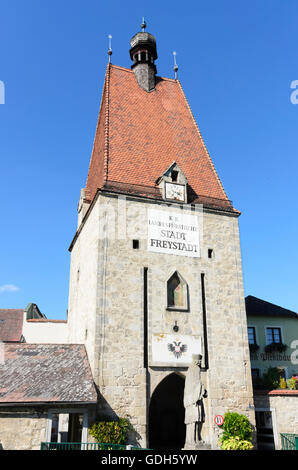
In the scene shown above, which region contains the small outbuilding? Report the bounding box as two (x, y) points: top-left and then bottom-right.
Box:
(0, 343), (97, 450)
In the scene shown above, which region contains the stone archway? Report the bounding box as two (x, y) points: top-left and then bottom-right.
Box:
(148, 373), (186, 449)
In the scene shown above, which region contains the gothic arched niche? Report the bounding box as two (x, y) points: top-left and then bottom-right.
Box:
(167, 271), (189, 310)
(149, 373), (186, 449)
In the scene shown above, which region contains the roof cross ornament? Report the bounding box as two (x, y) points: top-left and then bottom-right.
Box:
(173, 51), (178, 80)
(107, 34), (112, 63)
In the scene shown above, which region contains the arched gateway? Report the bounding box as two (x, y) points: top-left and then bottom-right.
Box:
(149, 374), (186, 449)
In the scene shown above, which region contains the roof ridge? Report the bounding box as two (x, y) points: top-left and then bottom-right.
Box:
(103, 63), (111, 183)
(157, 76), (177, 83)
(84, 64), (110, 199)
(110, 64), (177, 83)
(110, 64), (132, 73)
(176, 79), (230, 203)
(26, 319), (67, 323)
(246, 295), (298, 315)
(0, 309), (24, 312)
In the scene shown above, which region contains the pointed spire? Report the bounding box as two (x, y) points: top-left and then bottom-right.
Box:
(141, 17), (146, 32)
(173, 51), (178, 80)
(107, 34), (112, 63)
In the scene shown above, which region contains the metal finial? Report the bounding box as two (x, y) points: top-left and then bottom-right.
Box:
(141, 17), (146, 32)
(108, 34), (112, 63)
(173, 51), (178, 80)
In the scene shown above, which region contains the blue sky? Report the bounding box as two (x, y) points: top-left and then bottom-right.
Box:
(1, 0), (297, 319)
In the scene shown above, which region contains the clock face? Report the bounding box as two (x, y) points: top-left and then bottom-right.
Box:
(165, 182), (185, 201)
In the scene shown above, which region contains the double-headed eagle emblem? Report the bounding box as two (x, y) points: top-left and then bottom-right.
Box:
(168, 341), (187, 359)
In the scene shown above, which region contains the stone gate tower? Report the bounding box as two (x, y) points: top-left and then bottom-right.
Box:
(67, 24), (255, 449)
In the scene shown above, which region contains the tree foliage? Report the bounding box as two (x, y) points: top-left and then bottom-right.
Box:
(89, 418), (132, 445)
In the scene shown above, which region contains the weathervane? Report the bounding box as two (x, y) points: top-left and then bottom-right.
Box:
(141, 17), (146, 32)
(108, 34), (112, 63)
(173, 51), (178, 80)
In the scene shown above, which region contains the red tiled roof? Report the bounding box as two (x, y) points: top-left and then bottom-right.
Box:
(254, 390), (298, 396)
(0, 309), (24, 342)
(85, 65), (234, 211)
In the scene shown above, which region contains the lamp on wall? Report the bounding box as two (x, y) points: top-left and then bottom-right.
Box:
(173, 321), (179, 332)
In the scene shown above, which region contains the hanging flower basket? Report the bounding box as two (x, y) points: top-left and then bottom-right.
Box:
(264, 342), (287, 353)
(249, 343), (259, 353)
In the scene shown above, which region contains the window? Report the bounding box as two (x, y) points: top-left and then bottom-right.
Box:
(167, 271), (189, 310)
(266, 327), (282, 344)
(133, 240), (139, 249)
(208, 249), (213, 259)
(248, 326), (257, 345)
(171, 170), (178, 182)
(47, 410), (88, 446)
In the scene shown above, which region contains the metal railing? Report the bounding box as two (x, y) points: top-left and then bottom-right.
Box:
(40, 442), (150, 451)
(280, 433), (298, 450)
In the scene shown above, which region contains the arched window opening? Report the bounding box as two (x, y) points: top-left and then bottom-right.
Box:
(167, 272), (189, 310)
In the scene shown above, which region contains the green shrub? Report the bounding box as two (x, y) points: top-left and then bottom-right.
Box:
(262, 367), (283, 390)
(253, 367), (286, 390)
(219, 436), (253, 450)
(221, 412), (252, 442)
(89, 418), (132, 445)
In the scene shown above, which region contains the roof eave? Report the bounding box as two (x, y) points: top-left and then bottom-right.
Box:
(0, 401), (98, 407)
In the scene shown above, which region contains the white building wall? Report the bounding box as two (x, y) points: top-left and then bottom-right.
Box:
(23, 316), (68, 344)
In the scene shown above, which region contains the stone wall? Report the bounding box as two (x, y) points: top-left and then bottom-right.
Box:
(0, 408), (47, 450)
(67, 192), (255, 448)
(0, 405), (96, 450)
(254, 391), (298, 449)
(67, 194), (101, 375)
